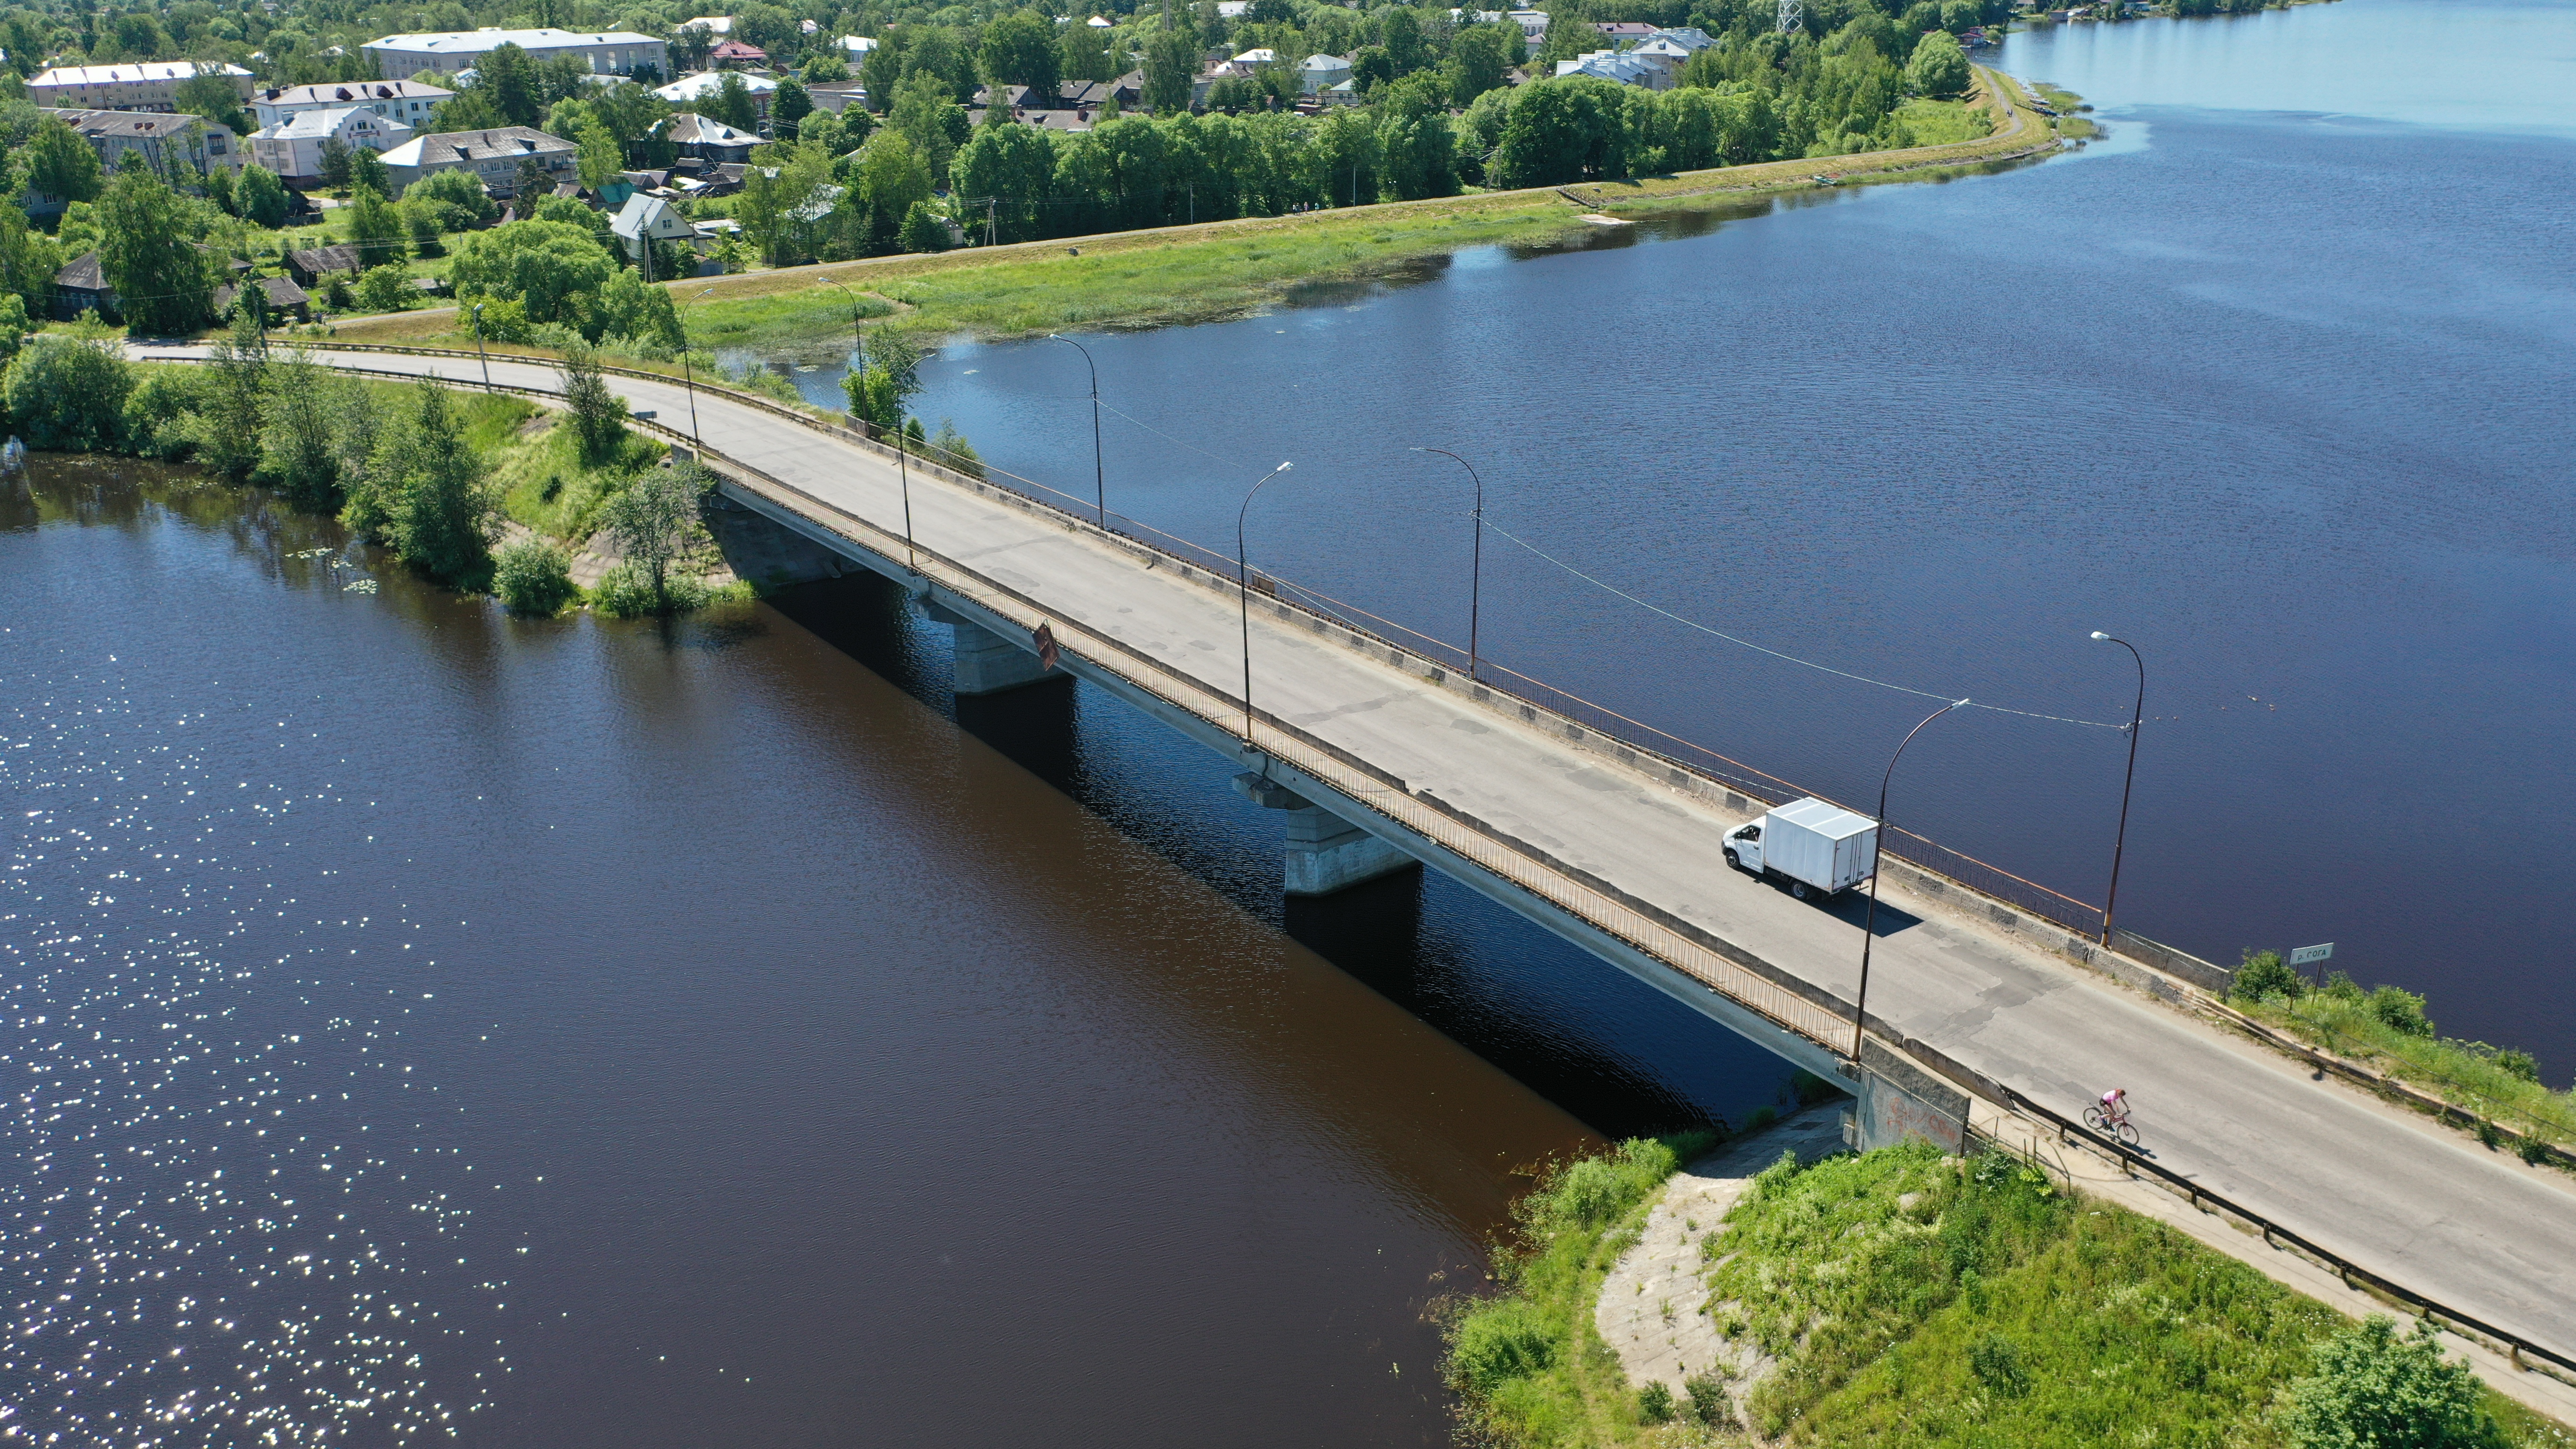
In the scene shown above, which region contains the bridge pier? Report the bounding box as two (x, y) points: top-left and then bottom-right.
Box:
(921, 603), (1063, 697)
(1842, 1041), (1971, 1154)
(1233, 773), (1421, 897)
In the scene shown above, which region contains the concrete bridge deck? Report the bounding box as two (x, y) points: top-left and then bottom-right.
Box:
(153, 342), (2576, 1377)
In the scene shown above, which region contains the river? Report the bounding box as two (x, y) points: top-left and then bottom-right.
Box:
(7, 2), (2574, 1445)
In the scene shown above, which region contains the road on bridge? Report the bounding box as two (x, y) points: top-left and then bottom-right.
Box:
(149, 341), (2576, 1367)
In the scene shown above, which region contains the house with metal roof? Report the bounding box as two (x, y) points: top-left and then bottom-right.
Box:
(44, 108), (241, 181)
(28, 62), (253, 113)
(360, 27), (667, 78)
(251, 80), (452, 131)
(246, 107), (412, 184)
(377, 126), (578, 198)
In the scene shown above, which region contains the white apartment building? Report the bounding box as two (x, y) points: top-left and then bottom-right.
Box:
(251, 80), (452, 131)
(245, 106), (414, 183)
(653, 69), (775, 120)
(27, 62), (255, 113)
(360, 27), (668, 78)
(378, 126), (578, 198)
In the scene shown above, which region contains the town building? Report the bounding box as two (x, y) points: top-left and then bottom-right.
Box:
(840, 35), (877, 61)
(246, 107), (413, 184)
(250, 80), (452, 131)
(51, 251), (114, 320)
(655, 113), (760, 163)
(376, 126), (578, 197)
(284, 243), (365, 289)
(360, 28), (668, 78)
(43, 108), (241, 181)
(1592, 20), (1659, 39)
(654, 70), (777, 121)
(27, 62), (255, 113)
(1298, 53), (1354, 94)
(1554, 48), (1668, 87)
(709, 38), (767, 66)
(1507, 9), (1552, 41)
(213, 274), (311, 323)
(804, 80), (868, 114)
(679, 15), (734, 34)
(609, 192), (697, 268)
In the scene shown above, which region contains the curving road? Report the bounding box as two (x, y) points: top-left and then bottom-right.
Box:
(141, 341), (2576, 1371)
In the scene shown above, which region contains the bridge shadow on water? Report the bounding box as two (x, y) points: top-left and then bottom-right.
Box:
(764, 570), (1815, 1140)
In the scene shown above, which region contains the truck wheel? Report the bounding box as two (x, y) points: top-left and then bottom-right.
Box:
(1723, 849), (1741, 872)
(1791, 881), (1811, 900)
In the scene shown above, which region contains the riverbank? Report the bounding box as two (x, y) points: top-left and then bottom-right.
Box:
(322, 66), (2058, 361)
(1446, 1128), (2572, 1446)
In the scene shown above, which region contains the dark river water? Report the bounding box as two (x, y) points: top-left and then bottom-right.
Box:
(8, 1), (2575, 1444)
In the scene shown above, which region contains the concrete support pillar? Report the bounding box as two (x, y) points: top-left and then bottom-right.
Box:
(923, 601), (1061, 697)
(1838, 1042), (1970, 1153)
(1233, 772), (1418, 897)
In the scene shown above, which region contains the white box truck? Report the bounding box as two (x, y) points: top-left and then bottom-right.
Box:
(1723, 797), (1878, 901)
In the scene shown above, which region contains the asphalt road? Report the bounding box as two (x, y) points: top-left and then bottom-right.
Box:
(148, 342), (2576, 1360)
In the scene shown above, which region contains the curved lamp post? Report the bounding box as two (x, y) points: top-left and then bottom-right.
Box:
(818, 273), (868, 372)
(2092, 631), (2146, 947)
(1234, 461), (1296, 748)
(676, 285), (716, 441)
(1852, 697), (1972, 1063)
(470, 303), (491, 392)
(1048, 333), (1106, 527)
(1411, 447), (1485, 682)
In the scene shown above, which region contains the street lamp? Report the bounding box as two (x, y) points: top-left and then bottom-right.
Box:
(2092, 631), (2146, 948)
(676, 285), (716, 441)
(1411, 447), (1485, 682)
(819, 273), (867, 372)
(1234, 461), (1296, 748)
(1852, 697), (1972, 1064)
(471, 303), (491, 392)
(1048, 333), (1106, 527)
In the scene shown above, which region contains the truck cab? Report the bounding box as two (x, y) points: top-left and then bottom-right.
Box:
(1726, 822), (1765, 876)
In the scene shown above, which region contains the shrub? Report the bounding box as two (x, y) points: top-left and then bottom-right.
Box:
(354, 264), (417, 314)
(2493, 1049), (2540, 1084)
(1637, 1380), (1674, 1423)
(556, 339), (628, 460)
(492, 537), (577, 614)
(1684, 1373), (1736, 1428)
(120, 365), (208, 459)
(2515, 1132), (2551, 1167)
(929, 417), (983, 480)
(1447, 1297), (1556, 1395)
(2232, 949), (2305, 1004)
(1968, 1332), (2030, 1398)
(2368, 985), (2434, 1038)
(6, 330), (133, 451)
(2279, 1316), (2502, 1449)
(590, 558), (710, 618)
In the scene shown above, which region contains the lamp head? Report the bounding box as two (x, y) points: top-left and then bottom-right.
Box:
(1952, 697), (1972, 710)
(1278, 461), (1292, 471)
(2091, 631), (2110, 641)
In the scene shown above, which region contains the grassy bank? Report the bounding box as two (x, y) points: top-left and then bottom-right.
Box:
(2231, 956), (2576, 1159)
(326, 67), (2059, 359)
(1446, 1137), (2567, 1448)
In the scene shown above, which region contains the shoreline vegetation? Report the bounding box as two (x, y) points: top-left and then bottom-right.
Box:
(325, 65), (2066, 362)
(1446, 1128), (2570, 1448)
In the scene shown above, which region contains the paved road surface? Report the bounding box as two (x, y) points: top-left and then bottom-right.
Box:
(145, 342), (2576, 1362)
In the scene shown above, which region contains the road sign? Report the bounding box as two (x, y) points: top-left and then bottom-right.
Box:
(2289, 943), (2334, 967)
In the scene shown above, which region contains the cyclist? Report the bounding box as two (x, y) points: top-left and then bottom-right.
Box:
(2099, 1087), (2131, 1127)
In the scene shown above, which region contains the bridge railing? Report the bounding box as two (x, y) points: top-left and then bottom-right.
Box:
(287, 340), (2109, 942)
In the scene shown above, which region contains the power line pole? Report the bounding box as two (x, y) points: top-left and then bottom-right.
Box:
(1778, 0), (1802, 32)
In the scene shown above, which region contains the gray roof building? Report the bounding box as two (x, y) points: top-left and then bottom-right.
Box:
(377, 126), (578, 198)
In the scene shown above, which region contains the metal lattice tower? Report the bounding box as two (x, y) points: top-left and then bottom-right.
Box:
(1778, 0), (1801, 32)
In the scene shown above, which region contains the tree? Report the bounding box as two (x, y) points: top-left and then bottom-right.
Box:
(431, 89), (508, 133)
(514, 155), (555, 203)
(1381, 7), (1428, 74)
(736, 139), (837, 264)
(350, 144), (388, 195)
(492, 538), (577, 614)
(898, 199), (951, 253)
(2, 330), (131, 451)
(182, 310), (271, 481)
(1059, 22), (1116, 86)
(205, 163), (237, 216)
(355, 263), (416, 313)
(579, 269), (685, 351)
(97, 168), (216, 334)
(889, 70), (969, 182)
(1376, 73), (1457, 200)
(1907, 31), (1970, 99)
(481, 42), (543, 127)
(2281, 1317), (2505, 1449)
(25, 119), (102, 205)
(319, 136), (353, 189)
(598, 462), (707, 612)
(953, 121), (1059, 242)
(1350, 46), (1395, 94)
(346, 382), (499, 585)
(448, 220), (617, 325)
(556, 338), (628, 459)
(261, 346), (355, 506)
(851, 129), (933, 253)
(402, 198), (445, 255)
(708, 71), (762, 133)
(0, 203), (64, 314)
(1445, 23), (1514, 102)
(980, 11), (1063, 102)
(1143, 25), (1199, 113)
(773, 76), (814, 138)
(175, 67), (249, 136)
(346, 184), (407, 266)
(235, 161), (289, 226)
(406, 168), (498, 230)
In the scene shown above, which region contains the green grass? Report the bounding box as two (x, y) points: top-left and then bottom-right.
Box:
(1444, 1131), (1719, 1448)
(2234, 981), (2576, 1156)
(486, 411), (670, 542)
(1893, 98), (1999, 147)
(1448, 1139), (2568, 1448)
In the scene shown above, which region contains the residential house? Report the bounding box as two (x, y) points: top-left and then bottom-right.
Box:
(1320, 78), (1361, 105)
(27, 62), (255, 113)
(44, 108), (240, 180)
(805, 80), (868, 114)
(1592, 21), (1659, 39)
(840, 35), (877, 61)
(250, 80), (452, 131)
(709, 39), (767, 67)
(1627, 26), (1713, 68)
(1507, 9), (1552, 42)
(654, 70), (777, 121)
(360, 28), (668, 78)
(655, 112), (760, 163)
(679, 15), (733, 34)
(1298, 53), (1354, 94)
(609, 192), (699, 269)
(284, 243), (365, 289)
(377, 126), (579, 197)
(246, 107), (413, 184)
(212, 274), (311, 323)
(50, 251), (113, 321)
(1219, 47), (1277, 75)
(1554, 49), (1668, 87)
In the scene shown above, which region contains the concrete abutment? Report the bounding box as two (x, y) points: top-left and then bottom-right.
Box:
(1232, 772), (1422, 897)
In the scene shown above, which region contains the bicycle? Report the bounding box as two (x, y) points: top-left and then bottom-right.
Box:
(2083, 1103), (2141, 1147)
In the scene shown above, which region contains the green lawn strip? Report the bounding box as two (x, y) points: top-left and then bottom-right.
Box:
(483, 408), (669, 543)
(2231, 986), (2576, 1155)
(1446, 1131), (1721, 1448)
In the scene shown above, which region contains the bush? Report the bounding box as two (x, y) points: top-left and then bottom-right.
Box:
(898, 199), (952, 254)
(1684, 1373), (1737, 1428)
(556, 340), (628, 460)
(121, 365), (209, 459)
(2279, 1316), (2503, 1449)
(2231, 949), (2305, 1004)
(1637, 1380), (1674, 1423)
(2368, 984), (2434, 1038)
(6, 330), (133, 451)
(354, 264), (417, 314)
(929, 418), (983, 480)
(2494, 1049), (2540, 1084)
(590, 559), (709, 618)
(406, 167), (498, 230)
(492, 537), (577, 614)
(1969, 1332), (2030, 1398)
(1447, 1297), (1557, 1395)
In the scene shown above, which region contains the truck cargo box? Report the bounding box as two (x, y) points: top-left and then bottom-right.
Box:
(1765, 797), (1879, 894)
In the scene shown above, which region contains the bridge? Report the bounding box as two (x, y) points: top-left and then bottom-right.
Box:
(156, 340), (2576, 1395)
